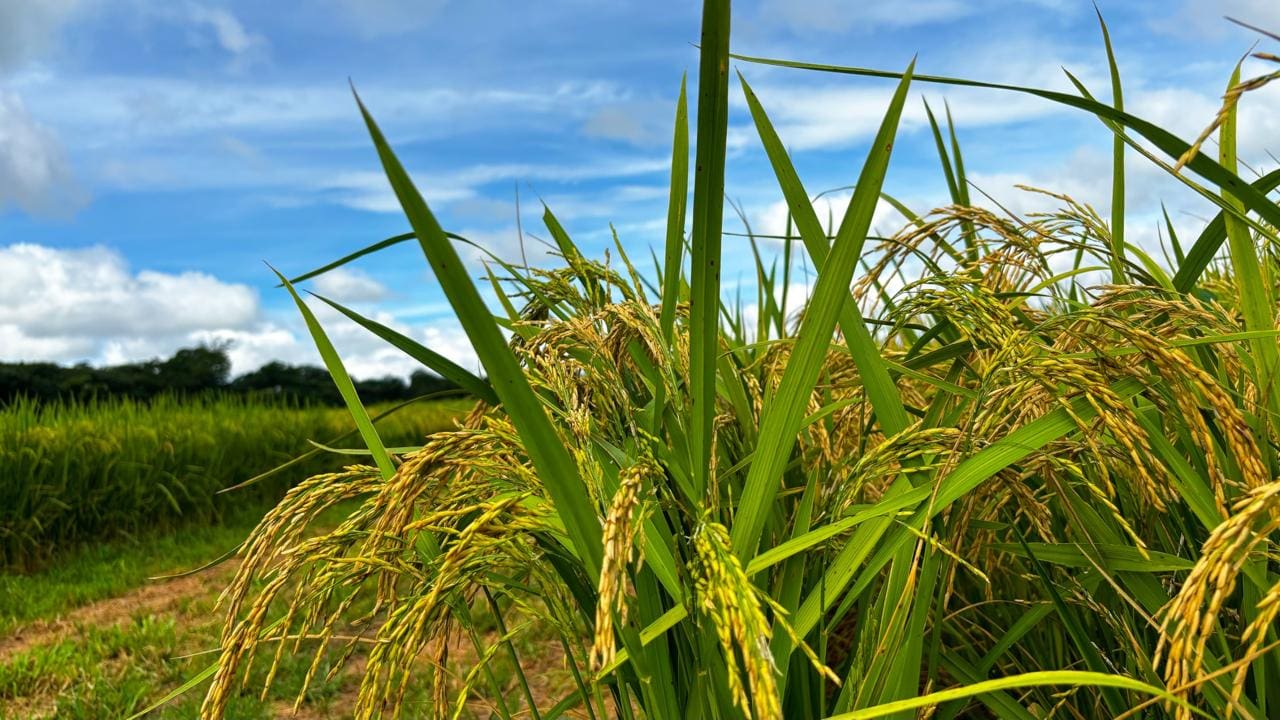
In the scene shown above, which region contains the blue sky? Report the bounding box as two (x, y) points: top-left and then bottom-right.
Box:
(1, 0), (1277, 378)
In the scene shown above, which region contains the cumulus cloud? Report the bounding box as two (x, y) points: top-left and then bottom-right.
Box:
(0, 242), (478, 379)
(0, 91), (87, 217)
(0, 243), (257, 345)
(203, 302), (480, 380)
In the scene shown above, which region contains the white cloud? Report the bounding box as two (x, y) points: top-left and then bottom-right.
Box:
(964, 144), (1215, 258)
(0, 323), (94, 361)
(416, 324), (477, 371)
(0, 0), (81, 72)
(250, 301), (479, 379)
(0, 242), (269, 371)
(0, 91), (86, 217)
(318, 170), (476, 213)
(311, 267), (389, 302)
(8, 73), (624, 145)
(1127, 87), (1223, 146)
(0, 242), (478, 379)
(455, 224), (552, 266)
(731, 54), (1106, 153)
(184, 3), (265, 57)
(0, 244), (258, 340)
(2, 70), (652, 211)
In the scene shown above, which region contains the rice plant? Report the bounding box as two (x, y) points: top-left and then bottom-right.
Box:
(189, 2), (1280, 718)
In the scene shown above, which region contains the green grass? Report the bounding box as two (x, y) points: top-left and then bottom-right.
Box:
(0, 395), (471, 569)
(0, 511), (256, 636)
(0, 499), (370, 636)
(0, 500), (445, 719)
(0, 572), (394, 720)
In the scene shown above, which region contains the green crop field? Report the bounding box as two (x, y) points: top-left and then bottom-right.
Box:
(4, 2), (1280, 719)
(0, 395), (471, 570)
(0, 397), (473, 718)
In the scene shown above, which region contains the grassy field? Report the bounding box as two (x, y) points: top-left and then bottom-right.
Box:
(0, 395), (471, 569)
(0, 398), (476, 719)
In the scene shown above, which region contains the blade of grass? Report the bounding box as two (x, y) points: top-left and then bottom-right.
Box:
(660, 74), (690, 343)
(1218, 63), (1278, 715)
(271, 266), (395, 479)
(688, 0), (731, 500)
(991, 542), (1193, 571)
(283, 230), (477, 285)
(731, 61), (915, 561)
(1218, 65), (1280, 444)
(1097, 8), (1127, 283)
(310, 292), (497, 405)
(739, 74), (912, 439)
(821, 670), (1208, 720)
(353, 87), (603, 576)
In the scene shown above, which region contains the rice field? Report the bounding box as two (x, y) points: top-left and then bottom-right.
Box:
(7, 2), (1280, 719)
(0, 395), (471, 569)
(0, 397), (473, 718)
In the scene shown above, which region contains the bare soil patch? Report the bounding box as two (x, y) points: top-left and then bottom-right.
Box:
(0, 561), (236, 664)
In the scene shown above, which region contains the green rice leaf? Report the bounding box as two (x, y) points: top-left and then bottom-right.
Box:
(310, 292), (498, 404)
(738, 73), (911, 436)
(821, 670), (1208, 719)
(282, 230), (475, 286)
(687, 0), (731, 499)
(1097, 8), (1127, 283)
(990, 542), (1193, 572)
(659, 74), (689, 343)
(353, 87), (603, 576)
(271, 266), (395, 479)
(731, 60), (915, 561)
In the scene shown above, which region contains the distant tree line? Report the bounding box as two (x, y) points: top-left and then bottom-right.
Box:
(0, 345), (462, 406)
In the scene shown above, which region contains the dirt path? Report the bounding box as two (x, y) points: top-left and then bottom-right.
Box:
(0, 559), (578, 719)
(0, 561), (238, 664)
(0, 558), (382, 720)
